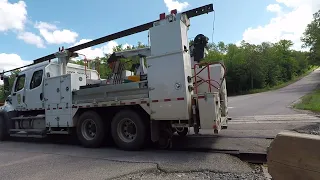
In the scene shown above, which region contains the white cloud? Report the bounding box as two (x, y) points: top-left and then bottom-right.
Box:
(0, 53), (29, 84)
(34, 21), (56, 30)
(0, 1), (77, 47)
(240, 0), (320, 50)
(0, 53), (31, 72)
(267, 4), (282, 13)
(71, 39), (132, 60)
(35, 21), (78, 44)
(17, 32), (45, 48)
(101, 41), (120, 55)
(0, 0), (27, 32)
(122, 43), (133, 49)
(163, 0), (189, 12)
(72, 39), (106, 59)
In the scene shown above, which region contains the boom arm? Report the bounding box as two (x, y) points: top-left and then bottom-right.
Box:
(0, 4), (214, 75)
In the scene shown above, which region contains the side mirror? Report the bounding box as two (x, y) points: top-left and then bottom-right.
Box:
(5, 95), (12, 104)
(3, 76), (9, 91)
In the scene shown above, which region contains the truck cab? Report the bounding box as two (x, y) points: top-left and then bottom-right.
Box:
(2, 61), (100, 112)
(10, 62), (45, 111)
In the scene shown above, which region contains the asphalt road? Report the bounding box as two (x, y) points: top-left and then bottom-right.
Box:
(228, 68), (320, 117)
(0, 140), (253, 180)
(1, 69), (320, 179)
(188, 68), (320, 153)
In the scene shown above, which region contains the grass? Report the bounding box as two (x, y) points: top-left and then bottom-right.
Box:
(294, 88), (320, 112)
(232, 65), (319, 96)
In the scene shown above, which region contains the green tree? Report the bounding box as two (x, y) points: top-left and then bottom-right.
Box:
(0, 70), (19, 102)
(0, 38), (313, 99)
(301, 10), (320, 65)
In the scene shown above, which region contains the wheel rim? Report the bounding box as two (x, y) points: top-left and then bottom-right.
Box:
(81, 119), (97, 141)
(117, 118), (137, 143)
(176, 127), (185, 132)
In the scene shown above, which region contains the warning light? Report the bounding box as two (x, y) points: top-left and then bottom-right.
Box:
(159, 13), (165, 20)
(171, 9), (177, 15)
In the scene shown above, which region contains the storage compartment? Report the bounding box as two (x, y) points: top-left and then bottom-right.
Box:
(44, 73), (86, 128)
(197, 93), (221, 130)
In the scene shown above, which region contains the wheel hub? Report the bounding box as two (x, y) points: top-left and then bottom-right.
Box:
(117, 118), (137, 143)
(81, 119), (97, 141)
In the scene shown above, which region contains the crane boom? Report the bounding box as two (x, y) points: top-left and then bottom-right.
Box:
(0, 4), (213, 75)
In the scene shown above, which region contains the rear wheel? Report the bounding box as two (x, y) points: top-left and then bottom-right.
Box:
(111, 110), (146, 151)
(77, 111), (106, 148)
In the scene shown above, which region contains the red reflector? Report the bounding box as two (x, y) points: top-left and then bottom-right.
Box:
(171, 9), (177, 15)
(160, 13), (165, 20)
(213, 125), (217, 129)
(198, 96), (205, 99)
(177, 97), (184, 100)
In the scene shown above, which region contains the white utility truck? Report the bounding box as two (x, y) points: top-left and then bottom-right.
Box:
(0, 4), (229, 150)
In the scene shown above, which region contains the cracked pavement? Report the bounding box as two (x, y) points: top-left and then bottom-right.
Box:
(0, 141), (253, 180)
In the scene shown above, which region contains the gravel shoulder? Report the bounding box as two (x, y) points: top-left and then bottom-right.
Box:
(293, 123), (320, 135)
(114, 165), (268, 180)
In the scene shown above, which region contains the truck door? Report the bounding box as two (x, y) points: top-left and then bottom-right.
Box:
(25, 68), (44, 110)
(11, 73), (27, 110)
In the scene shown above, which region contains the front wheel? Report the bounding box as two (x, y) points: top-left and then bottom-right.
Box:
(77, 111), (106, 148)
(111, 110), (146, 151)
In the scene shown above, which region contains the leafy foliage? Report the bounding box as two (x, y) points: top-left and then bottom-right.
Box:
(72, 39), (312, 96)
(70, 42), (148, 79)
(203, 39), (311, 95)
(0, 70), (19, 102)
(0, 36), (314, 102)
(302, 10), (320, 65)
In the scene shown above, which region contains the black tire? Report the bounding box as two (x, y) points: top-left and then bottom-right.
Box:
(77, 111), (106, 148)
(0, 116), (8, 141)
(111, 109), (146, 151)
(176, 127), (188, 137)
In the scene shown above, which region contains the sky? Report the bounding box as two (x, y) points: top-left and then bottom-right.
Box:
(1, 0), (320, 72)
